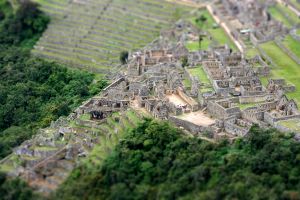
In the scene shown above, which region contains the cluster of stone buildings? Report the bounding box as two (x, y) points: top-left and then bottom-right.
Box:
(209, 0), (298, 52)
(1, 0), (300, 195)
(72, 30), (299, 138)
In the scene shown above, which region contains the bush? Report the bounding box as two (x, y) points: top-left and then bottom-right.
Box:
(120, 51), (129, 65)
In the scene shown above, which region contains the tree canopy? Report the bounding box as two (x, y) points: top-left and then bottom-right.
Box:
(0, 1), (107, 159)
(55, 120), (300, 200)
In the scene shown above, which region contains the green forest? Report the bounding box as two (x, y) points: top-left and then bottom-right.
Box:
(54, 119), (300, 200)
(0, 0), (107, 159)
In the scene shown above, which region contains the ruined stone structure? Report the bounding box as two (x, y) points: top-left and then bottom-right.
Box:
(1, 2), (300, 195)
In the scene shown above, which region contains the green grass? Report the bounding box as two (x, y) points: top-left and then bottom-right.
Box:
(209, 28), (236, 50)
(278, 119), (300, 132)
(297, 29), (300, 36)
(282, 35), (300, 58)
(187, 66), (214, 93)
(32, 146), (58, 151)
(82, 110), (142, 170)
(260, 41), (300, 103)
(268, 6), (293, 28)
(187, 66), (211, 85)
(79, 114), (91, 121)
(238, 103), (258, 110)
(31, 0), (192, 73)
(277, 3), (300, 24)
(290, 0), (300, 11)
(183, 78), (191, 88)
(246, 48), (260, 58)
(188, 9), (237, 50)
(268, 4), (300, 28)
(185, 38), (211, 51)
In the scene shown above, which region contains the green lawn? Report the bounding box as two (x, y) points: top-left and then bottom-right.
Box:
(260, 41), (300, 103)
(183, 78), (191, 88)
(278, 3), (300, 23)
(297, 29), (300, 36)
(238, 103), (258, 110)
(246, 48), (260, 58)
(268, 4), (300, 28)
(282, 35), (300, 58)
(187, 66), (214, 93)
(187, 66), (210, 85)
(278, 118), (300, 133)
(185, 38), (211, 51)
(268, 6), (293, 28)
(187, 9), (237, 51)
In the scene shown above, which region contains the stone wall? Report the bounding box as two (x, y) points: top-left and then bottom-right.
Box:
(102, 77), (125, 93)
(208, 101), (241, 119)
(274, 122), (298, 134)
(75, 118), (107, 129)
(169, 116), (214, 135)
(224, 119), (250, 136)
(264, 112), (300, 125)
(176, 88), (199, 111)
(239, 94), (272, 104)
(275, 38), (300, 64)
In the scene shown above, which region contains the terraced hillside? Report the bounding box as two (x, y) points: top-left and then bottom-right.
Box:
(32, 0), (189, 73)
(0, 108), (144, 194)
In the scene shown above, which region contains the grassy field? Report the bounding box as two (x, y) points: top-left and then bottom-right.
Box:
(246, 47), (260, 58)
(282, 35), (300, 58)
(31, 0), (191, 74)
(186, 9), (237, 51)
(278, 118), (300, 132)
(185, 38), (211, 51)
(187, 66), (213, 92)
(187, 66), (210, 84)
(260, 41), (300, 103)
(268, 4), (300, 28)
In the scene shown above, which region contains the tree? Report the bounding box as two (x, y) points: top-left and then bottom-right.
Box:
(196, 14), (207, 30)
(198, 34), (204, 50)
(181, 56), (188, 68)
(120, 51), (129, 65)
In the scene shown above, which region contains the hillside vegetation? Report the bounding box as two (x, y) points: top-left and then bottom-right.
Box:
(54, 119), (300, 200)
(31, 0), (190, 73)
(0, 0), (107, 159)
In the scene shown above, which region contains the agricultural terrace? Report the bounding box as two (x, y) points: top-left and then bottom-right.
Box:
(282, 35), (300, 58)
(32, 0), (190, 74)
(268, 3), (300, 28)
(260, 41), (300, 103)
(186, 9), (237, 51)
(290, 0), (300, 11)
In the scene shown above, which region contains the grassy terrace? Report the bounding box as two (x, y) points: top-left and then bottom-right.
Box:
(32, 0), (191, 73)
(290, 0), (300, 12)
(187, 66), (214, 93)
(282, 35), (300, 58)
(246, 47), (260, 58)
(81, 110), (143, 170)
(185, 38), (211, 51)
(268, 3), (300, 28)
(278, 118), (300, 132)
(186, 9), (237, 51)
(260, 41), (300, 103)
(188, 66), (210, 84)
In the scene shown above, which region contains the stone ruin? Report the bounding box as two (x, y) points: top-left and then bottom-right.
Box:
(211, 0), (293, 52)
(1, 8), (300, 195)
